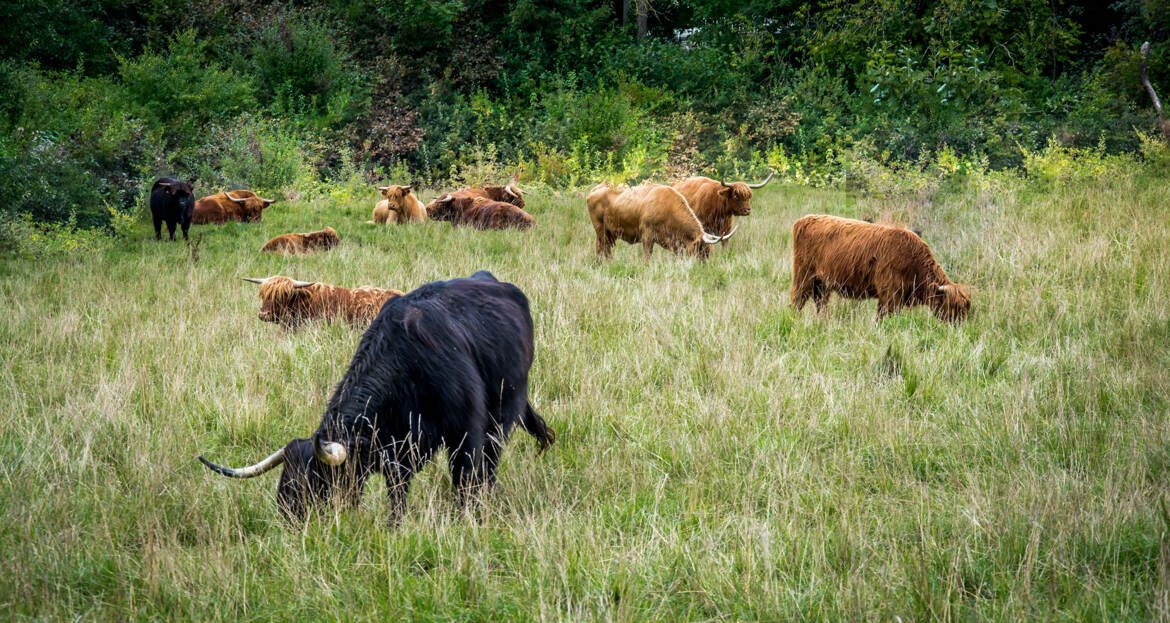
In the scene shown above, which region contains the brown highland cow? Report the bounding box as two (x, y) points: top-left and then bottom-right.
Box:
(243, 276), (404, 327)
(671, 171), (773, 242)
(790, 214), (970, 322)
(370, 184), (426, 224)
(260, 227), (340, 254)
(586, 182), (733, 260)
(193, 190), (277, 224)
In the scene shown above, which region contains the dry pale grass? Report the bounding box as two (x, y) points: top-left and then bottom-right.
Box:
(0, 173), (1167, 621)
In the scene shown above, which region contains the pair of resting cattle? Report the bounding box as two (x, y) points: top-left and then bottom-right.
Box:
(371, 182), (534, 230)
(149, 177), (278, 241)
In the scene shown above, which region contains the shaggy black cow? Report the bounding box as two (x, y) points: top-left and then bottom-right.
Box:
(199, 271), (556, 522)
(149, 177), (195, 241)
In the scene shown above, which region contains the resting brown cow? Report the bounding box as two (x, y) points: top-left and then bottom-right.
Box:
(193, 190), (277, 224)
(586, 182), (732, 260)
(424, 182), (525, 221)
(790, 214), (970, 322)
(672, 171), (773, 242)
(244, 276), (404, 327)
(260, 227), (340, 254)
(370, 184), (426, 224)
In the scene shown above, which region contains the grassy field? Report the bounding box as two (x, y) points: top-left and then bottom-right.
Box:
(1, 166), (1168, 620)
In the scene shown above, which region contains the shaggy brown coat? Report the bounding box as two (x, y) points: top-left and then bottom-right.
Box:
(193, 190), (277, 224)
(248, 276), (404, 327)
(586, 182), (729, 260)
(671, 177), (754, 240)
(371, 185), (426, 224)
(424, 184), (525, 221)
(790, 214), (971, 322)
(459, 197), (536, 230)
(260, 227), (340, 254)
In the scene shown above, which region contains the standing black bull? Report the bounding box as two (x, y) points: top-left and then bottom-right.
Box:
(149, 177), (195, 241)
(199, 271), (556, 522)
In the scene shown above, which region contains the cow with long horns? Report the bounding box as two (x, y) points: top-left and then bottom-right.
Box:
(370, 184), (426, 224)
(148, 177), (195, 241)
(199, 271), (557, 522)
(424, 181), (526, 221)
(586, 182), (734, 260)
(260, 227), (340, 254)
(428, 196), (536, 230)
(243, 275), (403, 327)
(790, 214), (971, 322)
(672, 171), (773, 244)
(192, 190), (277, 224)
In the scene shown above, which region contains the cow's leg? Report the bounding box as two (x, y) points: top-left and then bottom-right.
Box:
(166, 219), (177, 241)
(381, 438), (437, 524)
(875, 294), (903, 321)
(447, 427), (488, 508)
(152, 213), (162, 240)
(812, 280), (831, 315)
(641, 232), (655, 260)
(594, 226), (614, 259)
(181, 219), (190, 241)
(790, 264), (815, 311)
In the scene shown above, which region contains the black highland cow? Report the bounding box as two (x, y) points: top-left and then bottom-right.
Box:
(199, 271), (556, 522)
(149, 177), (195, 241)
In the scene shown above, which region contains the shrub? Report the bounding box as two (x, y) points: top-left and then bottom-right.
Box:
(119, 29), (256, 144)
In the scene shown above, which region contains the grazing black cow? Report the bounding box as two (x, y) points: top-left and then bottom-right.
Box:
(149, 177), (195, 241)
(199, 271), (556, 523)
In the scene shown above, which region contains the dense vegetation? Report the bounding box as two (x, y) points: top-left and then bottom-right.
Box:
(0, 0), (1168, 246)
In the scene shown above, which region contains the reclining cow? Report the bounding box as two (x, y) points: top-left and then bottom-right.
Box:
(260, 227), (340, 254)
(672, 171), (772, 244)
(424, 182), (526, 221)
(243, 275), (403, 327)
(428, 195), (535, 230)
(193, 190), (277, 224)
(586, 182), (733, 260)
(370, 184), (426, 224)
(199, 271), (556, 523)
(790, 214), (970, 322)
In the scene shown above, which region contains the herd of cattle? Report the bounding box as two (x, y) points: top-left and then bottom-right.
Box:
(161, 171), (970, 525)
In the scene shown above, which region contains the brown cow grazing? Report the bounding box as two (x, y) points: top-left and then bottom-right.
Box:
(244, 276), (404, 327)
(260, 227), (340, 254)
(672, 171), (773, 242)
(370, 184), (426, 224)
(193, 190), (277, 224)
(586, 182), (733, 261)
(790, 214), (971, 322)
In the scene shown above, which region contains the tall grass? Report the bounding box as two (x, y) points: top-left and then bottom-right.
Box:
(0, 164), (1167, 620)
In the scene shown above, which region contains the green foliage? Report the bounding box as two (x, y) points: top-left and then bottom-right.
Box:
(119, 30), (256, 143)
(188, 115), (323, 194)
(243, 16), (367, 128)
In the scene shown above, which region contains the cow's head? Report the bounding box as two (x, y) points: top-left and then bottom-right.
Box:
(244, 276), (316, 324)
(224, 191), (277, 218)
(425, 193), (459, 221)
(717, 171), (772, 216)
(377, 184), (417, 221)
(484, 181), (525, 208)
(200, 434), (363, 520)
(931, 283), (971, 323)
(162, 180), (196, 213)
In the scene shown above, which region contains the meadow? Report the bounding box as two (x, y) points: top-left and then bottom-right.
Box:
(1, 159), (1168, 620)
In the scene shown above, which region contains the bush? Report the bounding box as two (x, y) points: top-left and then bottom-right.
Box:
(119, 29), (256, 144)
(187, 115), (323, 194)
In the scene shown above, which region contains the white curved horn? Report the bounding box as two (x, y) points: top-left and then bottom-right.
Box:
(747, 171), (775, 189)
(720, 225), (739, 241)
(242, 277), (270, 285)
(376, 186), (390, 191)
(314, 435), (347, 466)
(199, 447), (285, 479)
(223, 191), (248, 204)
(291, 279), (316, 288)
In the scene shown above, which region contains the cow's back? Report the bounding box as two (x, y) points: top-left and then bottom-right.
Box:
(794, 215), (936, 292)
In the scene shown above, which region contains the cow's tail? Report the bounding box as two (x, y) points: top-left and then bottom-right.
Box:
(521, 402), (556, 456)
(665, 186), (735, 244)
